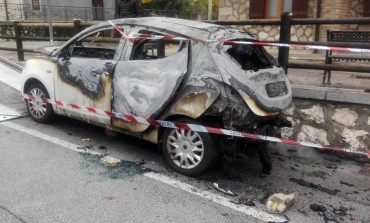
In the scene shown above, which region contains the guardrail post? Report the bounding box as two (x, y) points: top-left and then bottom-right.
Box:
(73, 19), (81, 35)
(13, 21), (24, 61)
(278, 12), (291, 74)
(4, 0), (10, 21)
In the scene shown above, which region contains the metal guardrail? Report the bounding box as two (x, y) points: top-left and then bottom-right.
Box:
(0, 20), (94, 60)
(212, 14), (370, 74)
(1, 14), (370, 75)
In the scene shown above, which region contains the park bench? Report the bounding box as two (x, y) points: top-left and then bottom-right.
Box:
(323, 30), (370, 85)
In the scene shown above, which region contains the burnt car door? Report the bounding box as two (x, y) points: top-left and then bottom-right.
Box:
(112, 28), (189, 132)
(55, 27), (126, 125)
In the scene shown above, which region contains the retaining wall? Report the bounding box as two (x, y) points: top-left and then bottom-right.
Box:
(282, 98), (370, 153)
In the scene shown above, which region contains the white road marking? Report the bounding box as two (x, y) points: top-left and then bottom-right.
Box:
(1, 121), (102, 156)
(1, 121), (287, 223)
(144, 172), (286, 222)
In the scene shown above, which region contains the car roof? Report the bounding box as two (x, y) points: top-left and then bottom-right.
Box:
(101, 17), (225, 40)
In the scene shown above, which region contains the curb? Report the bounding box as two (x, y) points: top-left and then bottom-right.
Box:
(0, 56), (23, 72)
(292, 85), (370, 106)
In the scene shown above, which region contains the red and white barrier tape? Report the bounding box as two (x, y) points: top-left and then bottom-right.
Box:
(108, 20), (370, 53)
(23, 94), (370, 160)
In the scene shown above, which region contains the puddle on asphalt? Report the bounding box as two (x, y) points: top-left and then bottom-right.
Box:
(79, 153), (146, 180)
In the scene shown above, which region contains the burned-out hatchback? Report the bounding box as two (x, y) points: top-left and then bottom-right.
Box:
(21, 17), (292, 176)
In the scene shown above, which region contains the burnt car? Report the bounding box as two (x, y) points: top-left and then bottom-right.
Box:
(21, 17), (292, 176)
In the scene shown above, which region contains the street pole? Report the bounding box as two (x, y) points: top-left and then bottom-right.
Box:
(47, 0), (54, 46)
(208, 0), (212, 20)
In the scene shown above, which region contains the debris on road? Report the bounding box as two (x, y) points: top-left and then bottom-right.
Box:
(339, 180), (355, 187)
(99, 145), (108, 150)
(290, 178), (340, 195)
(101, 156), (121, 168)
(265, 192), (298, 214)
(230, 197), (256, 207)
(213, 183), (237, 196)
(310, 203), (327, 212)
(104, 196), (114, 201)
(310, 204), (355, 223)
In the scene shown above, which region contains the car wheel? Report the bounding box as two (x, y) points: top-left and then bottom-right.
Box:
(26, 83), (54, 123)
(161, 118), (218, 176)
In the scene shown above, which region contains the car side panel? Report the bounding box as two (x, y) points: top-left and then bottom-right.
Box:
(112, 46), (188, 132)
(21, 58), (56, 102)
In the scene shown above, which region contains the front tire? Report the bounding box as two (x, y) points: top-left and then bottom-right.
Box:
(26, 83), (54, 123)
(161, 118), (218, 176)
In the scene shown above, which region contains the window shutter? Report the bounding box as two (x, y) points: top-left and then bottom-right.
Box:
(249, 0), (265, 19)
(364, 1), (370, 17)
(292, 0), (308, 18)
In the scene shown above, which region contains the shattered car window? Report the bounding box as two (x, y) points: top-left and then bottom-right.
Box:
(223, 41), (279, 71)
(130, 30), (187, 60)
(70, 28), (121, 59)
(56, 27), (119, 99)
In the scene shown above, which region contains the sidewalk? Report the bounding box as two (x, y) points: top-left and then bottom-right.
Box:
(268, 48), (370, 91)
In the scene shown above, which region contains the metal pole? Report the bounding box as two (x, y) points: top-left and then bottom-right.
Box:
(14, 22), (24, 61)
(208, 0), (212, 20)
(47, 0), (54, 46)
(313, 0), (322, 54)
(278, 12), (291, 74)
(4, 0), (9, 21)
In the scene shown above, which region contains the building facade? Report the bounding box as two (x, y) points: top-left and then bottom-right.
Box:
(1, 0), (115, 21)
(219, 0), (370, 41)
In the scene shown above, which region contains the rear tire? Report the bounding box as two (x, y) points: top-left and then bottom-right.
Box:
(26, 83), (54, 123)
(161, 118), (218, 176)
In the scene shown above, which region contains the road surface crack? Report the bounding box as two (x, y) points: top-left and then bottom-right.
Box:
(0, 205), (27, 223)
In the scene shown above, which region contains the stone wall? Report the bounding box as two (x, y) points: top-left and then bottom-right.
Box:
(238, 25), (314, 42)
(281, 99), (370, 153)
(219, 0), (369, 42)
(319, 0), (366, 40)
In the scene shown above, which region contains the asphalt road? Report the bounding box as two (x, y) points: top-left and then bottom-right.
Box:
(0, 61), (369, 223)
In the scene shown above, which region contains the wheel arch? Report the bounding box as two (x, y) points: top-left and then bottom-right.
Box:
(23, 78), (46, 94)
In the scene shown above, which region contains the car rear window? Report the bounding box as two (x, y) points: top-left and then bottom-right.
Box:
(223, 41), (279, 71)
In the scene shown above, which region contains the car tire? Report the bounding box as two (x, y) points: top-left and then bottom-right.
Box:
(26, 83), (54, 123)
(161, 118), (218, 176)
